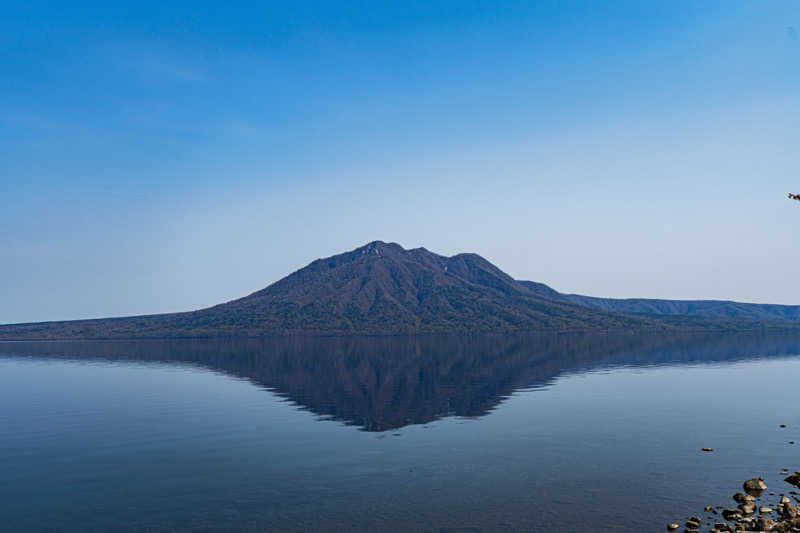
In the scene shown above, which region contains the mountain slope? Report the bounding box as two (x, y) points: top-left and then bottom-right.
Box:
(518, 281), (800, 321)
(0, 241), (660, 339)
(184, 241), (664, 334)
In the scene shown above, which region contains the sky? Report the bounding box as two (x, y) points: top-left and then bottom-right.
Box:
(1, 0), (799, 324)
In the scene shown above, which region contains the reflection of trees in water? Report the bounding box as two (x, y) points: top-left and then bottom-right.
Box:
(2, 332), (800, 431)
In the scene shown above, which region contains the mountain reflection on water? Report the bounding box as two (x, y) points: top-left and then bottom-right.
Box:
(2, 332), (800, 432)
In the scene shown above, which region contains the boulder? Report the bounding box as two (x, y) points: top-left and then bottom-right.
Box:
(755, 516), (775, 531)
(722, 508), (743, 520)
(781, 502), (799, 519)
(784, 473), (800, 487)
(739, 502), (756, 515)
(743, 478), (767, 494)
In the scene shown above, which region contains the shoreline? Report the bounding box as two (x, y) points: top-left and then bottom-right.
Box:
(668, 431), (800, 532)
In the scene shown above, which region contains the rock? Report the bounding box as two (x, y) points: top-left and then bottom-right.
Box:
(755, 516), (775, 531)
(781, 502), (799, 519)
(722, 508), (743, 520)
(665, 472), (800, 531)
(743, 478), (767, 496)
(784, 473), (800, 486)
(738, 502), (756, 515)
(685, 516), (702, 530)
(702, 448), (713, 452)
(780, 424), (787, 428)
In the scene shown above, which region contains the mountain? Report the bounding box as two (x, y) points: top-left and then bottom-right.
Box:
(207, 241), (661, 333)
(0, 241), (796, 340)
(0, 241), (662, 339)
(518, 281), (800, 322)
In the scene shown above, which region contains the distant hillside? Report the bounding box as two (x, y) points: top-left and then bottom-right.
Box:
(0, 241), (660, 339)
(0, 241), (796, 340)
(518, 281), (800, 322)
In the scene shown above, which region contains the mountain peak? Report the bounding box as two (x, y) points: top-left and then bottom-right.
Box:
(353, 240), (406, 256)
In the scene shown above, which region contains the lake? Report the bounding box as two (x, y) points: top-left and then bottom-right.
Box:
(2, 332), (800, 532)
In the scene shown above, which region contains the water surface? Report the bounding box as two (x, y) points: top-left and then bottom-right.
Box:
(2, 332), (800, 532)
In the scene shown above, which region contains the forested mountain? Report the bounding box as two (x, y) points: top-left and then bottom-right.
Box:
(0, 241), (796, 340)
(518, 281), (800, 322)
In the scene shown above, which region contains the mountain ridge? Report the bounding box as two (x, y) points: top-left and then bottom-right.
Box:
(0, 241), (796, 340)
(518, 280), (800, 322)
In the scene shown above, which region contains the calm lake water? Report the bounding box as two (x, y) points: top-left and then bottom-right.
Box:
(2, 333), (800, 532)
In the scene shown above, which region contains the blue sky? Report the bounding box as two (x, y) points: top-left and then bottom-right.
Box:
(1, 1), (799, 323)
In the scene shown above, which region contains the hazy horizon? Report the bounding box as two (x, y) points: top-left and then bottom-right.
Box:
(3, 1), (799, 324)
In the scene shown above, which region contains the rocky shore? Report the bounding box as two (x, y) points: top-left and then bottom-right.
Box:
(668, 473), (800, 532)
